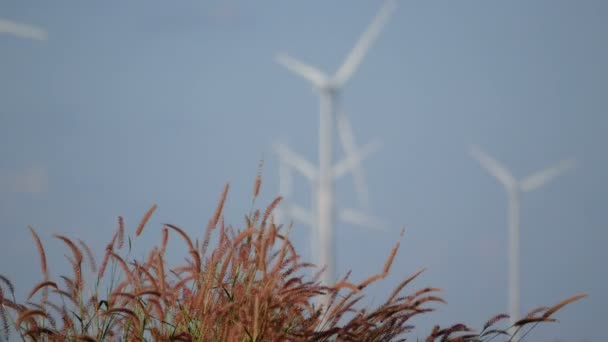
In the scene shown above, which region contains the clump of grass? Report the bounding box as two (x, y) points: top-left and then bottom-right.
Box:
(0, 166), (586, 341)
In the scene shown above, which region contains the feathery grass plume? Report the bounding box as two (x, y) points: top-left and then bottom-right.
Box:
(117, 216), (125, 249)
(355, 227), (405, 291)
(78, 239), (97, 273)
(383, 226), (406, 275)
(482, 313), (510, 332)
(0, 171), (586, 341)
(542, 293), (587, 318)
(251, 209), (261, 226)
(0, 275), (15, 302)
(16, 309), (48, 328)
(513, 293), (589, 342)
(261, 196), (282, 228)
(27, 281), (58, 300)
(135, 204), (157, 237)
(109, 252), (138, 289)
(385, 268), (426, 305)
(155, 250), (166, 293)
(254, 159), (264, 199)
(53, 234), (84, 294)
(164, 224), (195, 253)
(132, 262), (159, 291)
(515, 316), (556, 326)
(97, 248), (112, 280)
(97, 224), (120, 280)
(524, 306), (548, 318)
(0, 291), (9, 341)
(28, 226), (52, 306)
(53, 235), (83, 263)
(210, 183), (230, 229)
(52, 289), (79, 307)
(28, 226), (48, 280)
(160, 227), (169, 255)
(23, 327), (57, 339)
(0, 314), (6, 337)
(103, 307), (141, 331)
(200, 183), (230, 260)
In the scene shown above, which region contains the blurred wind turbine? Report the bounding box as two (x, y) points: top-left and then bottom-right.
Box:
(274, 0), (396, 311)
(470, 145), (576, 338)
(0, 19), (47, 41)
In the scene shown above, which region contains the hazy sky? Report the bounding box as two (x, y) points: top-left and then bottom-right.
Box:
(1, 1), (606, 341)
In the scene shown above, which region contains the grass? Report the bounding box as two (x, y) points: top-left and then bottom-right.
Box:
(0, 167), (586, 341)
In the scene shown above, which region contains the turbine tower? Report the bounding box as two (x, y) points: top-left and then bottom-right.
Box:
(274, 0), (396, 309)
(470, 145), (576, 338)
(0, 19), (47, 41)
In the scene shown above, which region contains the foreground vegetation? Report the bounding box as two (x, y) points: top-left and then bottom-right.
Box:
(0, 169), (585, 341)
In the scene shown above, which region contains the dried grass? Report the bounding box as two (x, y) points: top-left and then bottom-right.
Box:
(0, 171), (586, 341)
(28, 226), (48, 280)
(135, 204), (157, 237)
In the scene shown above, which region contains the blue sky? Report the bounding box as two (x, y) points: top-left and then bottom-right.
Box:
(1, 1), (606, 340)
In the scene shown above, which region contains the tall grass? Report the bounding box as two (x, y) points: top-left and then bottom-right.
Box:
(0, 169), (585, 341)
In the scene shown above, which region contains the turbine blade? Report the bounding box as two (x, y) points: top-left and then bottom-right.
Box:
(278, 159), (293, 197)
(333, 140), (381, 179)
(0, 19), (47, 41)
(520, 158), (576, 192)
(273, 207), (286, 226)
(274, 143), (317, 181)
(289, 204), (313, 226)
(276, 53), (328, 87)
(336, 112), (359, 156)
(470, 145), (516, 189)
(336, 112), (370, 208)
(338, 208), (386, 231)
(274, 202), (313, 227)
(333, 0), (397, 86)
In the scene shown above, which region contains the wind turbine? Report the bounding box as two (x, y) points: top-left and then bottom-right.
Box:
(470, 145), (576, 338)
(0, 19), (47, 41)
(274, 0), (396, 310)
